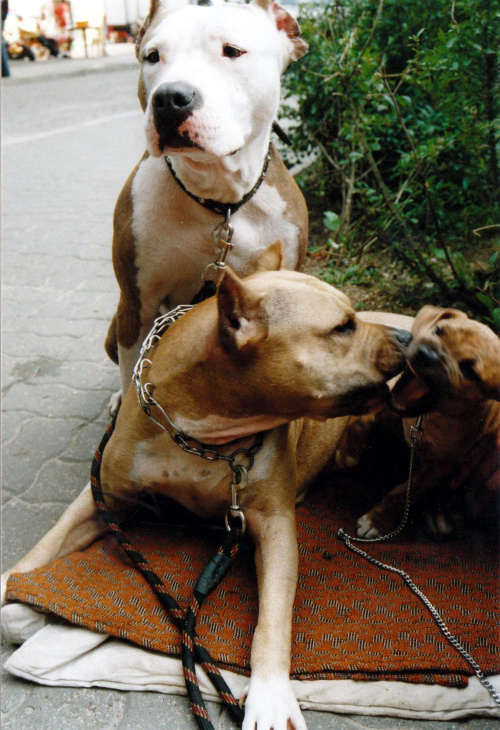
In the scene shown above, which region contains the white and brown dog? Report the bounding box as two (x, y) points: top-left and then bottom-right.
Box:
(2, 246), (410, 730)
(105, 0), (309, 408)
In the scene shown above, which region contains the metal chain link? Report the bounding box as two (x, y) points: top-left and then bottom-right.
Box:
(343, 414), (424, 544)
(339, 530), (500, 708)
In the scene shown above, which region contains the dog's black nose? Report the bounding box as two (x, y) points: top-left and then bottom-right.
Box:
(412, 343), (441, 367)
(390, 327), (412, 348)
(153, 82), (199, 114)
(152, 83), (203, 149)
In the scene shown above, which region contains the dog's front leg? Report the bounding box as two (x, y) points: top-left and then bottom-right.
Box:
(243, 506), (306, 730)
(1, 483), (108, 606)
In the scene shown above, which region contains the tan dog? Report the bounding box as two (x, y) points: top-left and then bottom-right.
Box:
(105, 0), (309, 410)
(1, 245), (409, 730)
(356, 306), (500, 539)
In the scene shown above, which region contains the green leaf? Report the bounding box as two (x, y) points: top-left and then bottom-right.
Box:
(476, 292), (495, 313)
(323, 211), (340, 232)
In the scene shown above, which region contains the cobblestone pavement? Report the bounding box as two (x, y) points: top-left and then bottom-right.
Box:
(1, 58), (498, 729)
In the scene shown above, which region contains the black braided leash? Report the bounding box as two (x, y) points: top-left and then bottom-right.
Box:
(90, 419), (245, 729)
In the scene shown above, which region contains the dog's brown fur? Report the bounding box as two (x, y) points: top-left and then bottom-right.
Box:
(2, 245), (409, 730)
(356, 306), (500, 539)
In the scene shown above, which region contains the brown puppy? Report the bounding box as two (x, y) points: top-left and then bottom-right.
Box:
(2, 245), (409, 730)
(356, 306), (500, 539)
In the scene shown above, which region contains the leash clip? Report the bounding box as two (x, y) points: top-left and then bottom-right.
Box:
(225, 465), (248, 534)
(203, 210), (235, 284)
(409, 414), (425, 446)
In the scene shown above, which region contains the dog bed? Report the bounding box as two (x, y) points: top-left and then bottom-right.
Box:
(3, 482), (500, 719)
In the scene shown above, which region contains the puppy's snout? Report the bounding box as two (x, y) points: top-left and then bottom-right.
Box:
(389, 327), (412, 349)
(411, 343), (441, 368)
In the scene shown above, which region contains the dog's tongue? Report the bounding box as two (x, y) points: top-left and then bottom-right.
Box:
(391, 366), (431, 411)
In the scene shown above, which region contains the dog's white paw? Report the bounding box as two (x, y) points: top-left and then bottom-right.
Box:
(356, 514), (381, 539)
(242, 674), (306, 730)
(108, 390), (122, 416)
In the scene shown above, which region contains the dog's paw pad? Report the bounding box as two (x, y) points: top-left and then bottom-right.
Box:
(356, 514), (380, 539)
(109, 390), (122, 416)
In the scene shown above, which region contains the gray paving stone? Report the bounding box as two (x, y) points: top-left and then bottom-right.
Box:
(1, 684), (126, 730)
(3, 316), (102, 339)
(1, 643), (33, 716)
(339, 715), (500, 729)
(116, 692), (221, 730)
(23, 458), (90, 505)
(2, 417), (82, 495)
(2, 489), (15, 505)
(2, 330), (104, 362)
(2, 501), (72, 569)
(62, 420), (115, 463)
(2, 383), (110, 420)
(1, 411), (30, 447)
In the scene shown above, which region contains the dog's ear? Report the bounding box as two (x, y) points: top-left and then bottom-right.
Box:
(217, 268), (268, 353)
(135, 0), (164, 58)
(253, 0), (308, 62)
(463, 330), (500, 402)
(414, 305), (468, 331)
(253, 240), (286, 272)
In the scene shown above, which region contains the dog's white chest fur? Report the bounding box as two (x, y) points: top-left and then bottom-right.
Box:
(131, 155), (300, 312)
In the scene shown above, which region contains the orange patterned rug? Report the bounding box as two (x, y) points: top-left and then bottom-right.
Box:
(6, 481), (499, 688)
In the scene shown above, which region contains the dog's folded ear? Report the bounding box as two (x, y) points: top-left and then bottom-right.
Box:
(253, 0), (308, 62)
(414, 305), (468, 329)
(253, 240), (286, 272)
(468, 335), (500, 402)
(217, 268), (268, 354)
(136, 0), (165, 58)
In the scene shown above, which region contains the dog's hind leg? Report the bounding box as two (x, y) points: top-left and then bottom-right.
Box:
(1, 483), (109, 606)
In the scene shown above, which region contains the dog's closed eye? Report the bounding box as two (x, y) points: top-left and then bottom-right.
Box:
(330, 317), (356, 335)
(459, 358), (480, 382)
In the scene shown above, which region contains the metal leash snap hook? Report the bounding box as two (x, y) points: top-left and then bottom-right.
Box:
(225, 508), (246, 534)
(213, 209), (234, 248)
(409, 414), (425, 446)
(225, 465), (248, 533)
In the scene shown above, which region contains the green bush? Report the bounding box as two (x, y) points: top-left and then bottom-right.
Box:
(283, 0), (499, 323)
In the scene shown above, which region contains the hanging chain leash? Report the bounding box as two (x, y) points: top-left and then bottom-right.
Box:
(338, 413), (500, 708)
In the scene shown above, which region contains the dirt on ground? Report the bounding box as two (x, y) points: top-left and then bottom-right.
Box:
(302, 205), (498, 319)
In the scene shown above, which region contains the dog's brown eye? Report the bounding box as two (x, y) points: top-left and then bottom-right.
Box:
(459, 359), (480, 382)
(434, 326), (444, 336)
(223, 44), (246, 59)
(332, 317), (356, 335)
(145, 50), (160, 64)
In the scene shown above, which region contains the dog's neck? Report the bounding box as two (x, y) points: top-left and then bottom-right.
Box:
(146, 306), (292, 445)
(167, 128), (272, 204)
(435, 397), (499, 424)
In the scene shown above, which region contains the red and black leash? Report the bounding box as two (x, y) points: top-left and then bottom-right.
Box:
(90, 419), (244, 729)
